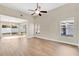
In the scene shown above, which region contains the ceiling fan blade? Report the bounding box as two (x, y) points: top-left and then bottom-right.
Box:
(28, 9), (35, 11)
(31, 13), (35, 15)
(40, 11), (47, 13)
(39, 13), (42, 16)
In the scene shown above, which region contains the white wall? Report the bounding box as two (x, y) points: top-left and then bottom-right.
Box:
(34, 4), (78, 46)
(0, 5), (34, 38)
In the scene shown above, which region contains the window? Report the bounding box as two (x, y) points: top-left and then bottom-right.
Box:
(60, 20), (74, 37)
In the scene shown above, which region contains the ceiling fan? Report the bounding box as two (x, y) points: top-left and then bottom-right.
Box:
(28, 3), (47, 16)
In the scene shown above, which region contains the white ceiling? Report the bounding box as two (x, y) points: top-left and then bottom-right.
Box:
(0, 3), (66, 15)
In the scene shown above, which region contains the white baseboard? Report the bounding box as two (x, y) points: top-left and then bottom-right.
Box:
(35, 36), (78, 46)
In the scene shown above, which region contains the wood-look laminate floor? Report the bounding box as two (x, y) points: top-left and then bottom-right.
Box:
(0, 36), (79, 56)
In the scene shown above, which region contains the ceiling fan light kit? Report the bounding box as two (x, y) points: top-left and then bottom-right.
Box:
(35, 10), (40, 14)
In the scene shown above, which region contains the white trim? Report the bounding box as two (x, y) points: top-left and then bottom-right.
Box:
(35, 36), (78, 46)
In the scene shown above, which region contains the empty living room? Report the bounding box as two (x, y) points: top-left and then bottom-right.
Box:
(0, 1), (79, 57)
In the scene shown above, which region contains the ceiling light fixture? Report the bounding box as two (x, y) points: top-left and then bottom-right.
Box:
(35, 10), (40, 14)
